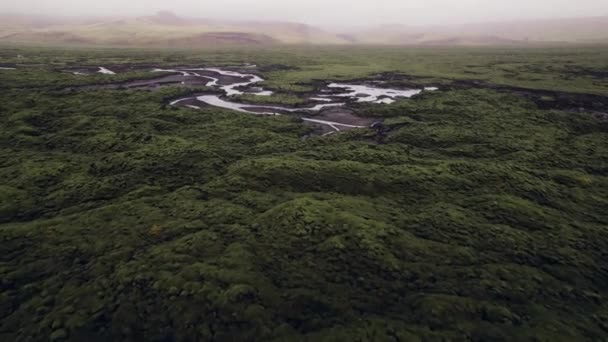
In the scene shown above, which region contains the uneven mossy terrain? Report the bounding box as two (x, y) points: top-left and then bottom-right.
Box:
(1, 46), (607, 341)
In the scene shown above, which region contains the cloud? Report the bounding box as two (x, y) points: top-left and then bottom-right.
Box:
(3, 0), (608, 27)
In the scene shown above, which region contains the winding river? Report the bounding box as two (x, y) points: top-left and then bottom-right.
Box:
(67, 65), (436, 132)
(156, 66), (436, 132)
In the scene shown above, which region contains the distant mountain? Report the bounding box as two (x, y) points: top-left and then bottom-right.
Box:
(0, 11), (348, 46)
(351, 17), (608, 45)
(0, 12), (607, 47)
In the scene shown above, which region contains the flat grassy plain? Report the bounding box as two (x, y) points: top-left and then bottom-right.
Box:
(1, 45), (607, 341)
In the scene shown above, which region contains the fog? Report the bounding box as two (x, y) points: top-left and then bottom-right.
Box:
(2, 0), (608, 27)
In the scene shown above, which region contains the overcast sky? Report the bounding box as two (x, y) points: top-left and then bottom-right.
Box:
(2, 0), (608, 27)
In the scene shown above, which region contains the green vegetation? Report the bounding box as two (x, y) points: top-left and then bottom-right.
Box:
(1, 46), (607, 341)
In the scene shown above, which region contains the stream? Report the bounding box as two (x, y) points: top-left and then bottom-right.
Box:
(98, 67), (116, 75)
(156, 66), (436, 132)
(68, 65), (436, 132)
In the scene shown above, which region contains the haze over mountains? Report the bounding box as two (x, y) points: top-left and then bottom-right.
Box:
(1, 11), (607, 47)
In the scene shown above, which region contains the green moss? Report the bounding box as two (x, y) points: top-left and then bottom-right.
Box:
(0, 45), (607, 341)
